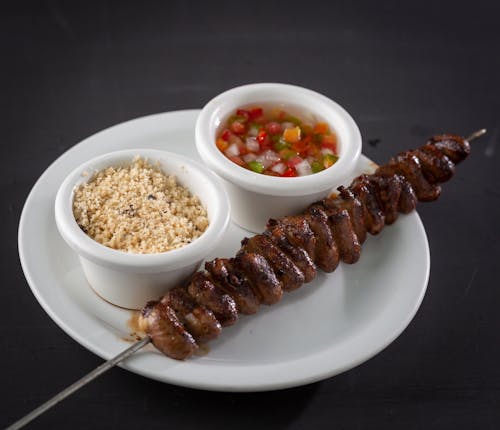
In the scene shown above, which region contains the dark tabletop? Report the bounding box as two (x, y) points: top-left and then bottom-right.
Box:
(2, 1), (500, 429)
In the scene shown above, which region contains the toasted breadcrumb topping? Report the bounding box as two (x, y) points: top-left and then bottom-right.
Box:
(72, 157), (209, 253)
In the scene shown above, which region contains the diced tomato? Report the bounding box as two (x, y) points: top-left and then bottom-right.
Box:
(266, 121), (282, 135)
(237, 140), (249, 155)
(307, 144), (320, 158)
(236, 109), (250, 121)
(321, 133), (337, 151)
(264, 170), (280, 177)
(282, 167), (297, 177)
(249, 107), (263, 120)
(231, 121), (246, 135)
(277, 110), (287, 120)
(229, 156), (245, 167)
(221, 129), (232, 141)
(287, 155), (303, 167)
(292, 136), (312, 155)
(257, 130), (267, 144)
(216, 138), (229, 152)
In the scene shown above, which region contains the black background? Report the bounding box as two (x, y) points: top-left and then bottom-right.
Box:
(2, 1), (500, 429)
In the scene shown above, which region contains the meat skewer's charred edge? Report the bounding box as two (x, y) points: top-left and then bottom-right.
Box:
(139, 133), (476, 360)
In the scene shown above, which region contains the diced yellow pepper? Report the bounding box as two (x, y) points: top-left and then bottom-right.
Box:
(216, 138), (229, 152)
(283, 126), (301, 143)
(314, 122), (329, 134)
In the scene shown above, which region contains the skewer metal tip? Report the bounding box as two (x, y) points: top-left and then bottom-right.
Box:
(466, 129), (487, 142)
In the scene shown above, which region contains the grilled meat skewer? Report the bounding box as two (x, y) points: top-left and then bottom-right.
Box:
(140, 134), (472, 360)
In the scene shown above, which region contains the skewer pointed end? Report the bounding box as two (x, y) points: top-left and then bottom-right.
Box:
(467, 129), (487, 142)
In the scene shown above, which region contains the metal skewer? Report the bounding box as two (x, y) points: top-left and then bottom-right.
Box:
(6, 128), (487, 430)
(4, 336), (151, 430)
(467, 128), (487, 142)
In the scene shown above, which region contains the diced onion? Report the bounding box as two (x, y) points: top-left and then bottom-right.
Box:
(243, 153), (258, 163)
(281, 122), (295, 130)
(245, 137), (260, 152)
(295, 159), (312, 176)
(248, 126), (259, 137)
(225, 143), (240, 157)
(321, 148), (334, 155)
(271, 162), (286, 175)
(257, 150), (281, 168)
(228, 134), (243, 146)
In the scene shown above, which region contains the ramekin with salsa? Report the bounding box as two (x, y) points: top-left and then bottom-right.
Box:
(216, 106), (339, 177)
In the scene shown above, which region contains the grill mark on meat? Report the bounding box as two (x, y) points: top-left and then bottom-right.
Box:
(141, 301), (198, 360)
(267, 217), (316, 260)
(241, 235), (305, 291)
(264, 224), (316, 283)
(187, 272), (238, 327)
(304, 206), (340, 272)
(336, 186), (367, 244)
(389, 152), (441, 201)
(414, 145), (455, 184)
(369, 174), (402, 225)
(234, 251), (283, 305)
(205, 258), (260, 315)
(428, 134), (470, 163)
(160, 287), (221, 343)
(351, 175), (386, 235)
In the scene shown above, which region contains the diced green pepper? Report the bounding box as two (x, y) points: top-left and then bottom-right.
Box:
(279, 148), (297, 161)
(311, 161), (324, 173)
(285, 115), (302, 126)
(273, 137), (290, 151)
(248, 160), (265, 173)
(323, 153), (339, 168)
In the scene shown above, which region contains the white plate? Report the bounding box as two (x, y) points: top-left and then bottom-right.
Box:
(18, 110), (429, 392)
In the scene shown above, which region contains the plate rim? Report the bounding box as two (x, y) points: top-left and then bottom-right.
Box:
(18, 109), (430, 392)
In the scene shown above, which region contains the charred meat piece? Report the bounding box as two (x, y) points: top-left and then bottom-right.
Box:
(324, 186), (367, 244)
(161, 287), (221, 343)
(326, 208), (362, 264)
(428, 134), (470, 163)
(310, 202), (362, 263)
(234, 251), (283, 305)
(267, 217), (316, 261)
(140, 301), (198, 360)
(350, 174), (385, 235)
(369, 173), (402, 225)
(388, 152), (441, 201)
(205, 258), (260, 315)
(376, 167), (417, 213)
(414, 145), (455, 184)
(397, 176), (418, 213)
(187, 272), (238, 327)
(242, 235), (305, 291)
(304, 206), (340, 272)
(264, 224), (316, 283)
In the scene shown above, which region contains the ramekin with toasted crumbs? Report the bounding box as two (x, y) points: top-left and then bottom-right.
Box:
(72, 157), (209, 254)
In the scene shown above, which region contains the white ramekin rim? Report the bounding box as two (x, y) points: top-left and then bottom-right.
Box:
(195, 83), (362, 197)
(54, 149), (230, 273)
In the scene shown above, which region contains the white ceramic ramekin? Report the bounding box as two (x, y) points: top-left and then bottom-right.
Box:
(195, 83), (362, 232)
(54, 149), (230, 310)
